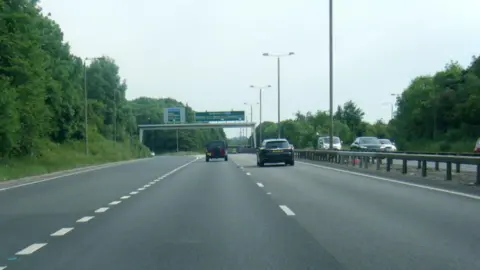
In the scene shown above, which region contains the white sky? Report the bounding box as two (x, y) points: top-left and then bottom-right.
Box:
(39, 0), (480, 138)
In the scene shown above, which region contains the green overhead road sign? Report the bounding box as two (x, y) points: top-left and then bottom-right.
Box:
(164, 107), (186, 124)
(194, 111), (245, 122)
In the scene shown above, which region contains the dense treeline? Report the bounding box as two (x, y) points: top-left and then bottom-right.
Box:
(250, 57), (480, 152)
(0, 1), (223, 179)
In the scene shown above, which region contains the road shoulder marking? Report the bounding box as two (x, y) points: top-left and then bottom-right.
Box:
(297, 161), (480, 200)
(279, 205), (295, 216)
(16, 243), (47, 255)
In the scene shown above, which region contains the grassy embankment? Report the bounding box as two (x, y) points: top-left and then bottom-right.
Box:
(0, 132), (151, 181)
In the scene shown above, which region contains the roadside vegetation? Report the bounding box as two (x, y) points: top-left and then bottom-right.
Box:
(0, 1), (224, 180)
(245, 58), (480, 152)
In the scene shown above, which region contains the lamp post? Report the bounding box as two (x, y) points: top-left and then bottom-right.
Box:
(83, 57), (99, 155)
(328, 0), (334, 149)
(250, 85), (271, 144)
(262, 52), (294, 138)
(244, 102), (259, 146)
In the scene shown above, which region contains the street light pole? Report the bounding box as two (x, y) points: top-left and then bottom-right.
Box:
(263, 52), (294, 139)
(328, 0), (334, 150)
(244, 102), (259, 146)
(250, 85), (271, 144)
(84, 59), (88, 155)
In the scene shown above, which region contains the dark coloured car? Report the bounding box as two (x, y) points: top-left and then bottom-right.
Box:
(205, 140), (228, 162)
(256, 139), (294, 167)
(350, 136), (382, 151)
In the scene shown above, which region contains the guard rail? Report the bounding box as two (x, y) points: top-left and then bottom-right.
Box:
(294, 149), (480, 185)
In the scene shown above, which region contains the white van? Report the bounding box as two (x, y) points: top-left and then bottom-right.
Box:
(317, 136), (342, 150)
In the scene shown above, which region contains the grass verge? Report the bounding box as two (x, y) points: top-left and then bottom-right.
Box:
(0, 133), (150, 181)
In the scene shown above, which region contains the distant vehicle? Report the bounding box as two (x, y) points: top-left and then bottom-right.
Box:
(150, 152), (155, 157)
(474, 138), (480, 153)
(317, 136), (342, 150)
(256, 139), (295, 167)
(350, 136), (382, 151)
(379, 139), (397, 151)
(205, 140), (228, 162)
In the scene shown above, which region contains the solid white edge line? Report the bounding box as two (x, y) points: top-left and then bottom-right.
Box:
(76, 216), (94, 223)
(279, 205), (295, 216)
(256, 182), (264, 187)
(94, 207), (109, 213)
(16, 243), (47, 255)
(297, 161), (480, 200)
(51, 227), (74, 236)
(109, 201), (121, 205)
(120, 196), (130, 199)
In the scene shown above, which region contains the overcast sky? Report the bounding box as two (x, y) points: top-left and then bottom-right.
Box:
(40, 0), (480, 138)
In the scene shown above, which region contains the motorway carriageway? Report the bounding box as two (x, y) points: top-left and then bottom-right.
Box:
(0, 154), (479, 270)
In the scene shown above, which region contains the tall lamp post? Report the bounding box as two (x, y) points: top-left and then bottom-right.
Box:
(328, 0), (334, 149)
(244, 102), (259, 146)
(83, 57), (99, 155)
(262, 52), (294, 138)
(250, 84), (271, 144)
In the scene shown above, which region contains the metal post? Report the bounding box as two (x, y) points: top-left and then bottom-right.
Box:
(328, 0), (334, 150)
(84, 60), (88, 155)
(259, 89), (263, 144)
(113, 89), (117, 145)
(250, 104), (253, 146)
(176, 129), (179, 152)
(277, 57), (281, 139)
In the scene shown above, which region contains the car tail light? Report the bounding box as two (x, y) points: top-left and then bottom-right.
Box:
(220, 148), (225, 155)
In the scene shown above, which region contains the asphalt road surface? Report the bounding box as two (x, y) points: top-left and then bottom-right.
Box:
(0, 154), (479, 270)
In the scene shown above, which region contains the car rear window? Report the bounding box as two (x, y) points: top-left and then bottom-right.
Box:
(265, 141), (290, 149)
(207, 141), (225, 148)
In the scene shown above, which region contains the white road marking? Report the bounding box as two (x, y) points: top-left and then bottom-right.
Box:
(267, 192), (272, 195)
(279, 205), (295, 216)
(144, 184), (151, 188)
(297, 161), (480, 201)
(149, 181), (155, 184)
(130, 191), (138, 195)
(109, 201), (121, 205)
(16, 243), (47, 255)
(246, 172), (251, 176)
(76, 216), (94, 223)
(240, 166), (244, 169)
(51, 228), (74, 236)
(120, 196), (130, 200)
(94, 207), (109, 213)
(0, 266), (6, 270)
(138, 187), (145, 191)
(256, 182), (264, 187)
(0, 159), (144, 192)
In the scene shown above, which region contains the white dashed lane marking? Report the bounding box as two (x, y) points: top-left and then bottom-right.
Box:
(246, 172), (251, 176)
(138, 187), (145, 191)
(95, 207), (109, 213)
(77, 216), (94, 223)
(256, 183), (264, 187)
(0, 266), (7, 270)
(51, 228), (74, 236)
(144, 184), (151, 188)
(130, 191), (138, 195)
(109, 201), (121, 205)
(120, 196), (130, 200)
(267, 192), (272, 195)
(16, 243), (47, 255)
(279, 205), (295, 216)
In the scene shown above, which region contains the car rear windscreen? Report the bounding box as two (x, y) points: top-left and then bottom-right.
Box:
(265, 141), (290, 149)
(207, 141), (225, 148)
